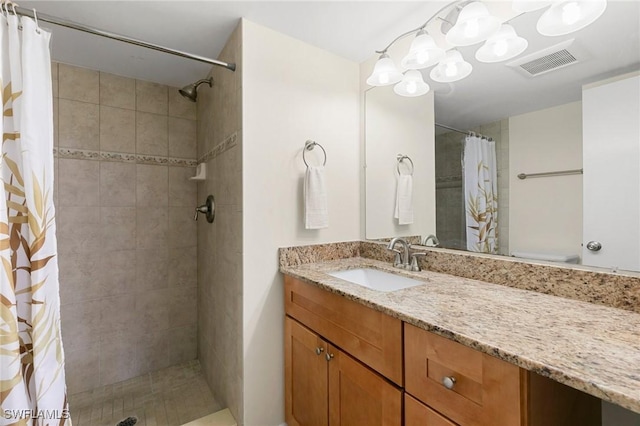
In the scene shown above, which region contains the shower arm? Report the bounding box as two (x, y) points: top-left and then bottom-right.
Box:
(13, 6), (236, 72)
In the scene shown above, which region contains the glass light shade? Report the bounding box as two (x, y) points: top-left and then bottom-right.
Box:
(512, 0), (552, 13)
(430, 50), (473, 83)
(366, 53), (403, 86)
(445, 1), (501, 46)
(476, 24), (529, 62)
(537, 0), (607, 36)
(394, 70), (431, 97)
(401, 30), (446, 70)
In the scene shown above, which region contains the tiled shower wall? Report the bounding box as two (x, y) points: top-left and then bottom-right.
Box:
(435, 119), (509, 254)
(52, 63), (199, 394)
(196, 23), (243, 424)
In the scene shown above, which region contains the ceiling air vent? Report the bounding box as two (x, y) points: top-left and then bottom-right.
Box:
(507, 39), (587, 77)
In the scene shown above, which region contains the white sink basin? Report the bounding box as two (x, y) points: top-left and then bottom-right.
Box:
(327, 268), (424, 292)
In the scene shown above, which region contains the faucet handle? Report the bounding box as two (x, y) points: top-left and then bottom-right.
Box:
(410, 252), (426, 271)
(388, 248), (403, 268)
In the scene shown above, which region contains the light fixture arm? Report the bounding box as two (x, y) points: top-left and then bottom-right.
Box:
(374, 1), (458, 54)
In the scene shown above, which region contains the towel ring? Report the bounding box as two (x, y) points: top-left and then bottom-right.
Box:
(303, 140), (327, 167)
(396, 154), (414, 176)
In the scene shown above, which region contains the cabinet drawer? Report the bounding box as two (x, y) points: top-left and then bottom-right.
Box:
(284, 275), (403, 385)
(405, 324), (523, 426)
(405, 394), (458, 426)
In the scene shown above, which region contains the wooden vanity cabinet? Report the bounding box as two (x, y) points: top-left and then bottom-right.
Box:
(404, 324), (601, 426)
(284, 275), (403, 426)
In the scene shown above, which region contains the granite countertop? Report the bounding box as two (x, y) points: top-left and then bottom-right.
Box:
(281, 257), (640, 414)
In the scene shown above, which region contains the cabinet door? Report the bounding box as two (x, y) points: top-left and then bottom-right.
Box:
(327, 345), (402, 426)
(285, 317), (328, 426)
(405, 394), (458, 426)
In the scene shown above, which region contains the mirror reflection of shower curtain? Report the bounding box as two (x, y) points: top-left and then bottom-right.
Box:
(0, 13), (70, 424)
(463, 135), (498, 253)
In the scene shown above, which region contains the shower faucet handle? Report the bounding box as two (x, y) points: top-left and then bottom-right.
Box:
(194, 195), (215, 223)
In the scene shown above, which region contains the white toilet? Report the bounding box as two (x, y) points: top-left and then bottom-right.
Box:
(511, 251), (580, 264)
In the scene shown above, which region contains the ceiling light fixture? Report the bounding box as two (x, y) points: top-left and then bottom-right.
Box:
(537, 0), (607, 36)
(476, 24), (529, 63)
(401, 30), (446, 70)
(430, 50), (473, 83)
(394, 70), (431, 97)
(445, 1), (501, 46)
(366, 53), (404, 86)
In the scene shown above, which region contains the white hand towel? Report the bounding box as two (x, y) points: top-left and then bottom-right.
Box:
(304, 165), (329, 229)
(394, 174), (414, 225)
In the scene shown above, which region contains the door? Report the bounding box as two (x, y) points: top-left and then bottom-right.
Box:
(405, 394), (458, 426)
(582, 74), (640, 271)
(328, 345), (402, 426)
(285, 317), (328, 426)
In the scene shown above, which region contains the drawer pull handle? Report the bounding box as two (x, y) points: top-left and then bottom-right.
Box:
(315, 347), (324, 355)
(442, 376), (456, 390)
(325, 353), (334, 362)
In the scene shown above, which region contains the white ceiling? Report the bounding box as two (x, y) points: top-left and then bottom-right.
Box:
(18, 1), (640, 130)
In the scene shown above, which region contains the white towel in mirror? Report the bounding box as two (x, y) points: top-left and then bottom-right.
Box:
(304, 165), (328, 229)
(394, 174), (414, 225)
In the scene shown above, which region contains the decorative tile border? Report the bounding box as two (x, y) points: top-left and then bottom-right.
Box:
(54, 148), (197, 167)
(198, 132), (238, 164)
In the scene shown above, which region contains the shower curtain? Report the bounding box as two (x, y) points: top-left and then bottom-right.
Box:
(463, 135), (498, 253)
(0, 10), (70, 425)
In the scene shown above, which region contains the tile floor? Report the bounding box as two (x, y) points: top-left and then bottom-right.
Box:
(68, 360), (222, 426)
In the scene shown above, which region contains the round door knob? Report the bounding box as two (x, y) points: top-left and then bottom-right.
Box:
(315, 347), (324, 355)
(586, 241), (602, 251)
(442, 376), (456, 390)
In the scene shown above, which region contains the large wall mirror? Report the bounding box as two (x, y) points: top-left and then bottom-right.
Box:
(364, 1), (640, 272)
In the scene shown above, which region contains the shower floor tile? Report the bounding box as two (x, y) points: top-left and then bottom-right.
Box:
(68, 360), (222, 426)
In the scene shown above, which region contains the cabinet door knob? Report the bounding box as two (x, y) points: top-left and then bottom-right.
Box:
(442, 376), (456, 390)
(586, 241), (602, 251)
(315, 347), (324, 355)
(325, 353), (334, 362)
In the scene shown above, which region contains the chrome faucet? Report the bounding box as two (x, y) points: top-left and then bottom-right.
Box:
(423, 234), (440, 247)
(387, 237), (410, 269)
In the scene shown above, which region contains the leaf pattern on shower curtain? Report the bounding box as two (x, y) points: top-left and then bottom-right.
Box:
(463, 135), (498, 254)
(0, 12), (70, 426)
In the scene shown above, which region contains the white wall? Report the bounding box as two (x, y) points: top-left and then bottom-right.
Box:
(363, 85), (435, 240)
(241, 19), (361, 425)
(509, 101), (583, 258)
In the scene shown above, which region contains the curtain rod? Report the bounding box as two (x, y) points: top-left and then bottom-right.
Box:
(13, 5), (236, 72)
(435, 123), (492, 140)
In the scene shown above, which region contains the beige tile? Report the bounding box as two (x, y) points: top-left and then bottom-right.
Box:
(58, 159), (100, 207)
(168, 88), (196, 120)
(60, 300), (102, 353)
(51, 61), (59, 98)
(58, 99), (99, 150)
(135, 329), (171, 373)
(100, 162), (136, 207)
(137, 164), (168, 207)
(100, 297), (137, 336)
(136, 248), (169, 290)
(168, 246), (196, 288)
(168, 288), (197, 329)
(56, 205), (101, 255)
(53, 98), (58, 147)
(168, 207), (196, 249)
(136, 80), (168, 114)
(168, 326), (198, 367)
(58, 249), (103, 304)
(65, 341), (101, 394)
(100, 72), (135, 110)
(136, 112), (168, 156)
(168, 117), (197, 159)
(169, 167), (197, 207)
(136, 208), (168, 249)
(99, 249), (136, 297)
(100, 207), (136, 252)
(59, 64), (99, 104)
(100, 106), (136, 153)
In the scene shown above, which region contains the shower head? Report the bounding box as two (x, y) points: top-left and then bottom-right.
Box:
(179, 77), (213, 102)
